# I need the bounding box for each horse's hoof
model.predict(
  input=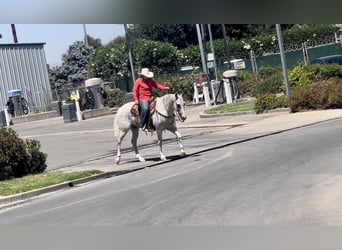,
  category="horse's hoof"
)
[180,152,186,157]
[115,158,121,165]
[160,155,167,161]
[137,154,145,162]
